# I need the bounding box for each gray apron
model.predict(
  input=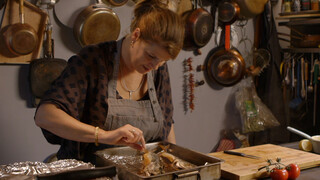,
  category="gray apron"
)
[104,40,165,142]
